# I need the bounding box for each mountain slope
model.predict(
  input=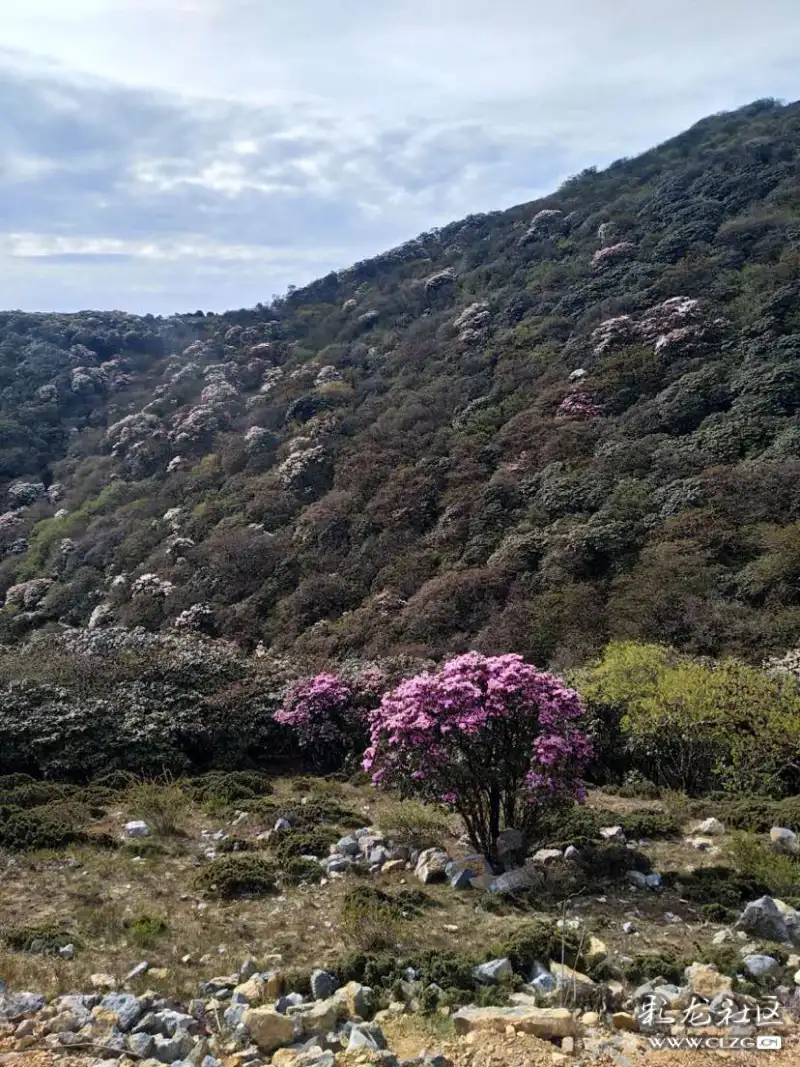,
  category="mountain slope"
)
[1,97,799,667]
